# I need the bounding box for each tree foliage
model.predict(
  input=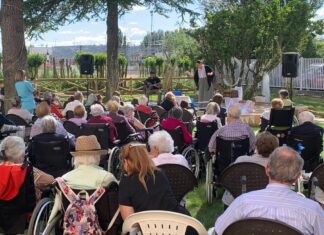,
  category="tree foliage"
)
[27,53,45,79]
